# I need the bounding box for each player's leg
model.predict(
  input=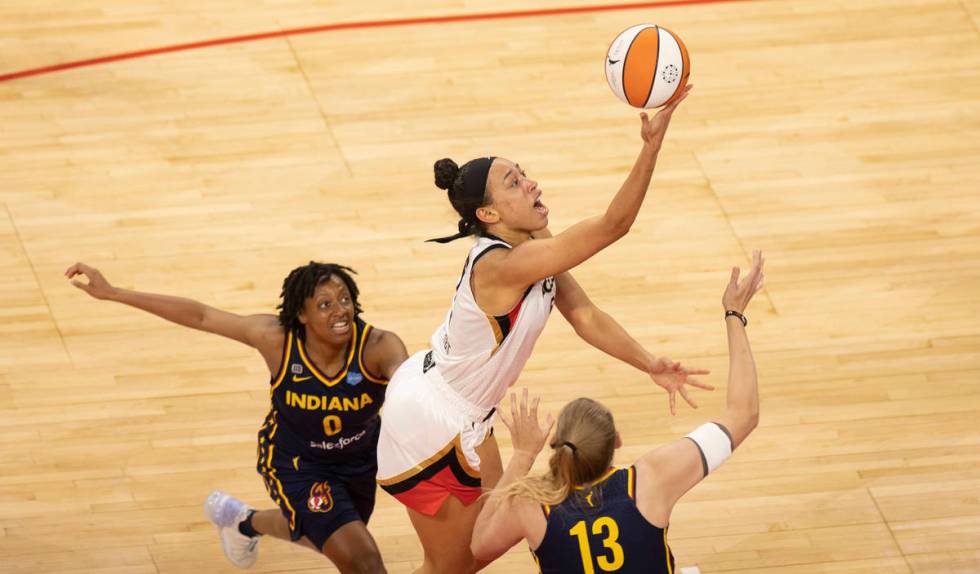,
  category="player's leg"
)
[250,509,317,550]
[408,494,484,574]
[241,504,385,573]
[247,483,385,573]
[298,469,386,572]
[321,520,386,574]
[316,470,385,572]
[468,429,501,571]
[474,432,502,490]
